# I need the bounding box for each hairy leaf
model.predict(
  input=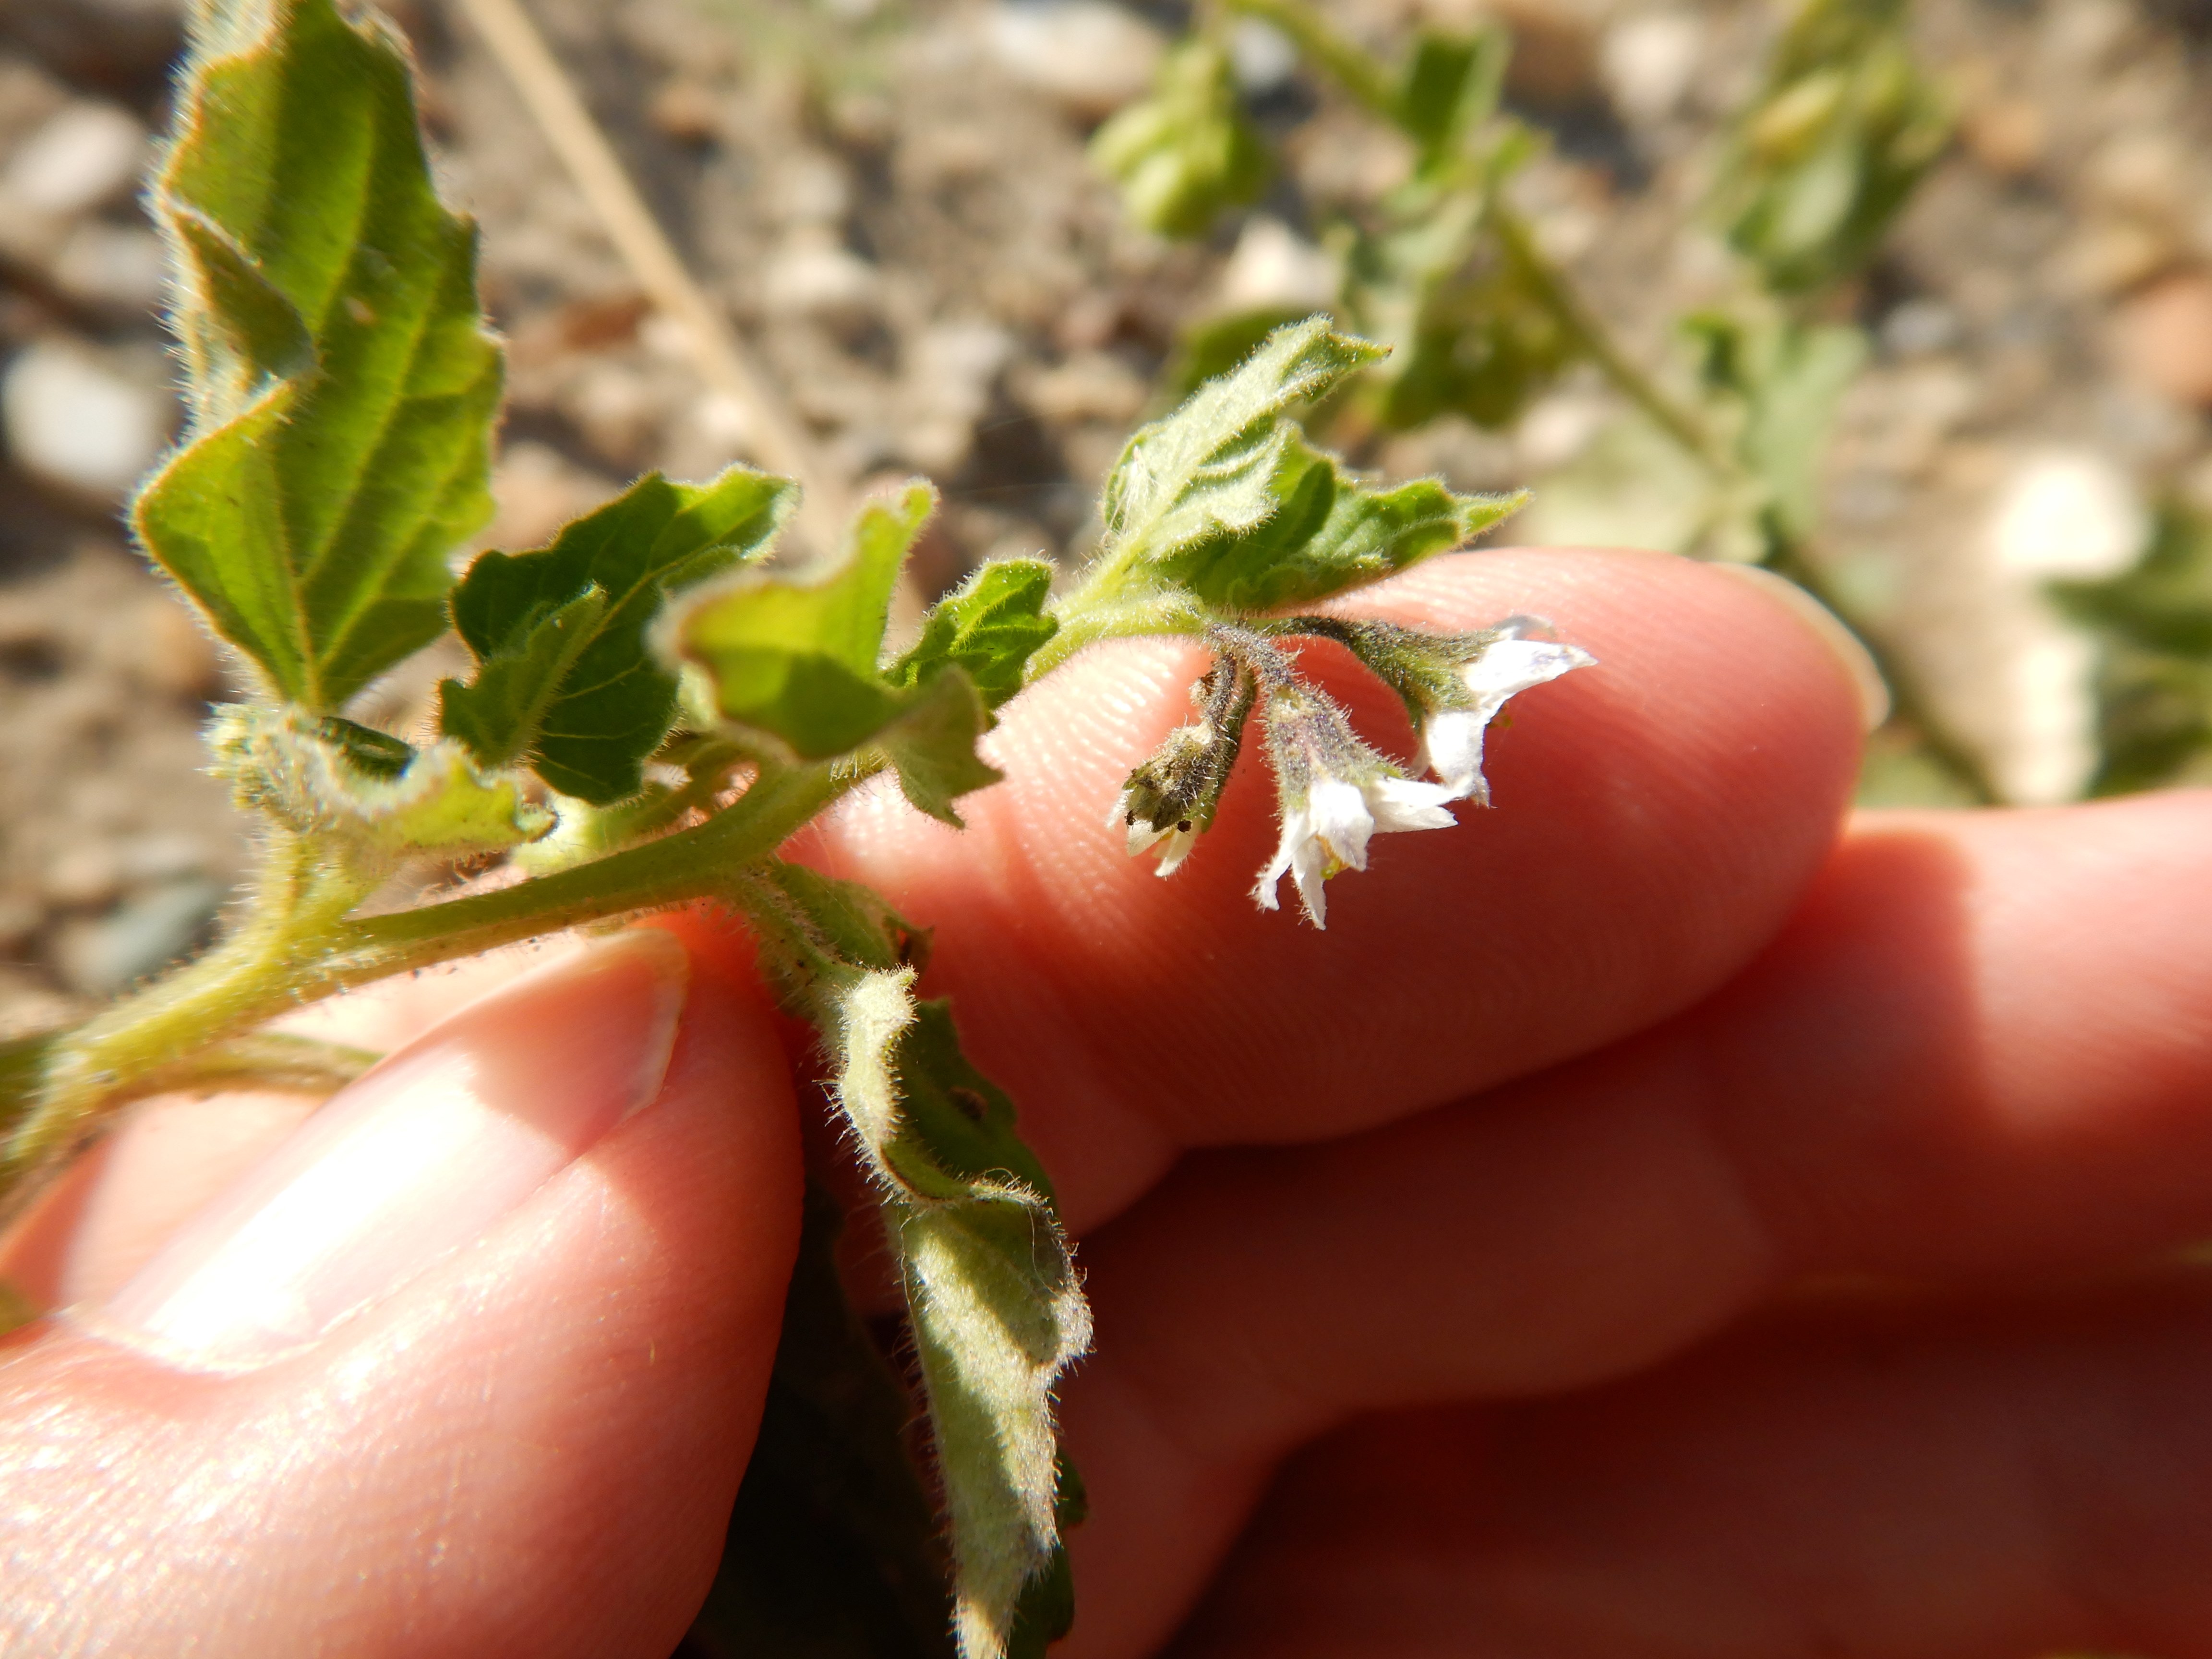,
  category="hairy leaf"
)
[891,560,1058,710]
[877,671,1006,829]
[676,484,931,759]
[1104,317,1384,567]
[828,968,1090,1659]
[209,705,551,859]
[135,0,503,708]
[689,1184,957,1659]
[675,485,1005,823]
[1159,435,1525,611]
[1089,39,1268,240]
[440,467,795,803]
